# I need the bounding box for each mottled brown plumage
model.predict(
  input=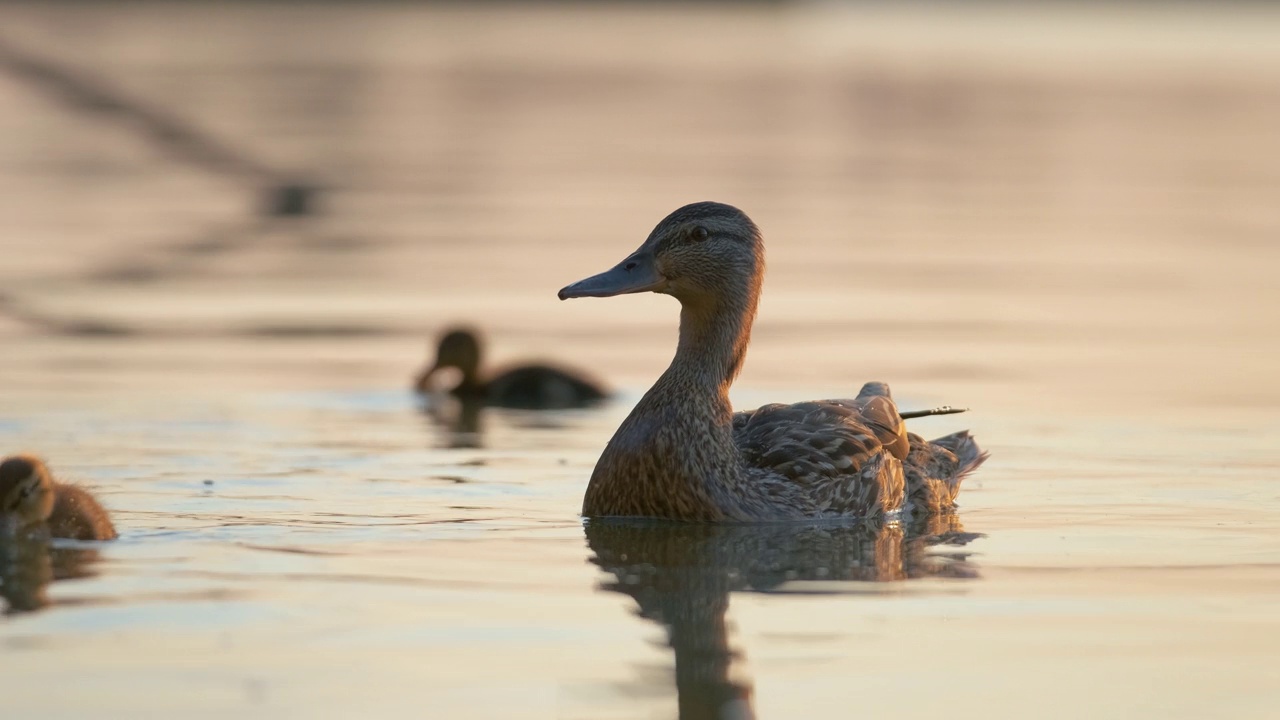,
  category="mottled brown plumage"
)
[415,327,608,409]
[0,454,117,541]
[559,202,987,522]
